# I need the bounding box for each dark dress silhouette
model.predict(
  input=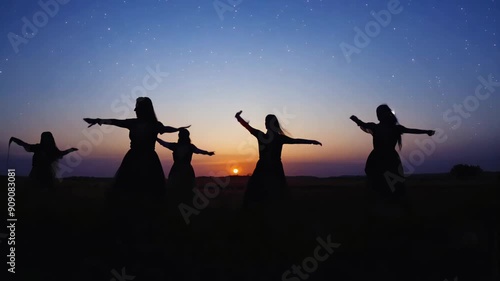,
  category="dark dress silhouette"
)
[83,97,189,265]
[235,111,321,208]
[157,129,214,204]
[351,105,435,280]
[361,122,405,197]
[9,132,78,188]
[351,104,435,198]
[113,118,168,193]
[233,111,321,278]
[84,97,189,193]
